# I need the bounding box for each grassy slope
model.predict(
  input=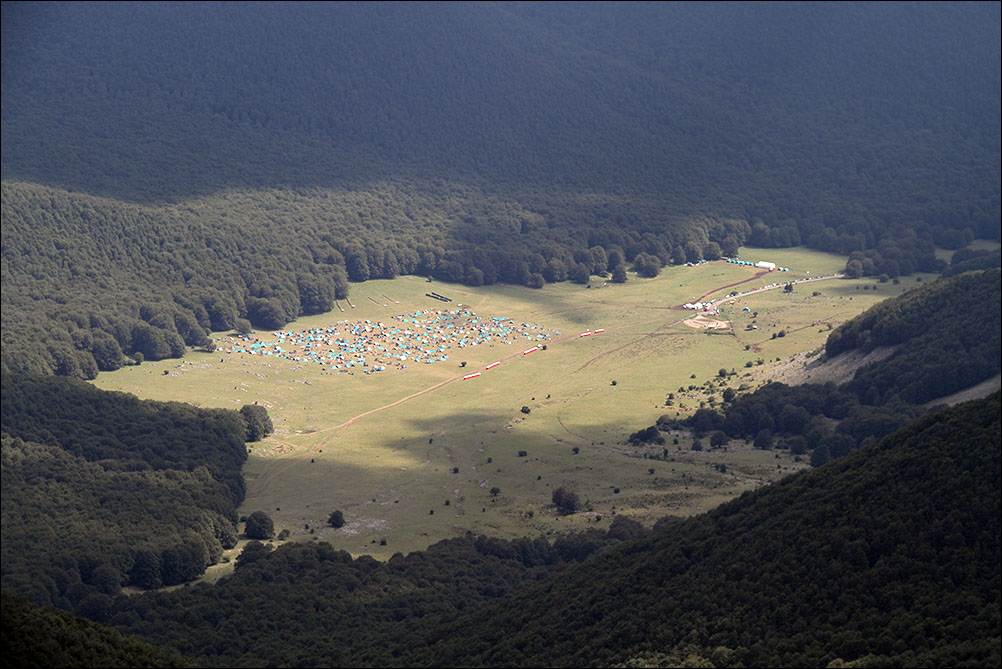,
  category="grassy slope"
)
[409,392,1001,667]
[91,250,920,560]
